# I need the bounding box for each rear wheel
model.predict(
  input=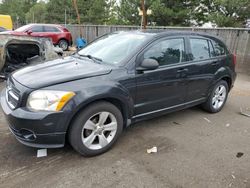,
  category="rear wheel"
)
[58,39,69,51]
[202,80,229,113]
[69,101,123,156]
